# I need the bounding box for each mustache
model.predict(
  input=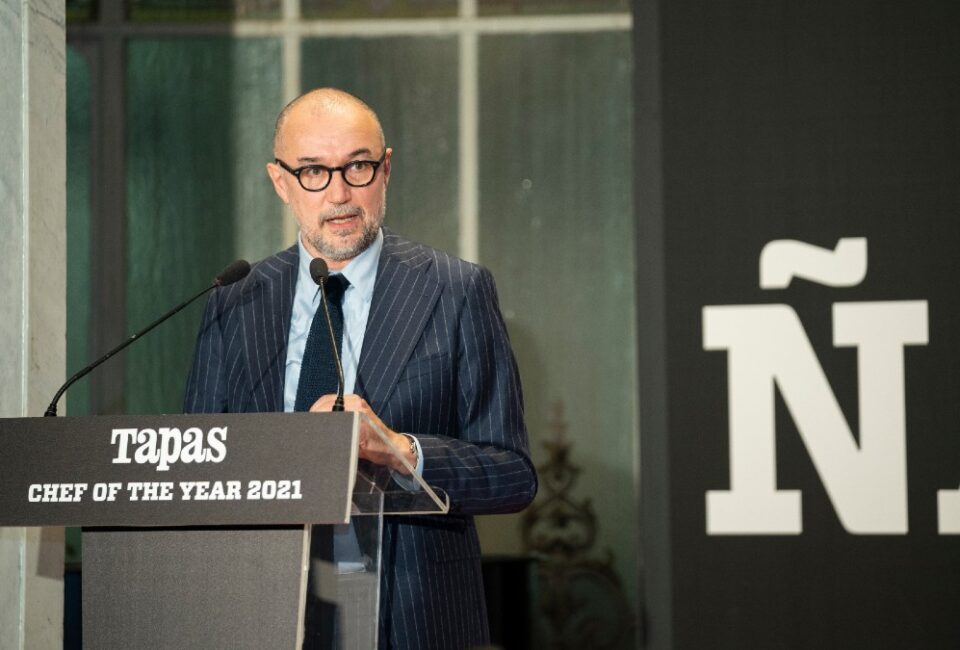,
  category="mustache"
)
[320,205,365,222]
